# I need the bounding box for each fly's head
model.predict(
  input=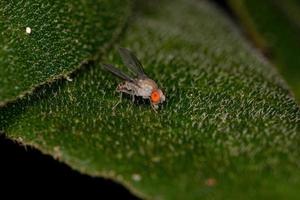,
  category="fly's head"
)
[150,88,165,106]
[137,78,165,107]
